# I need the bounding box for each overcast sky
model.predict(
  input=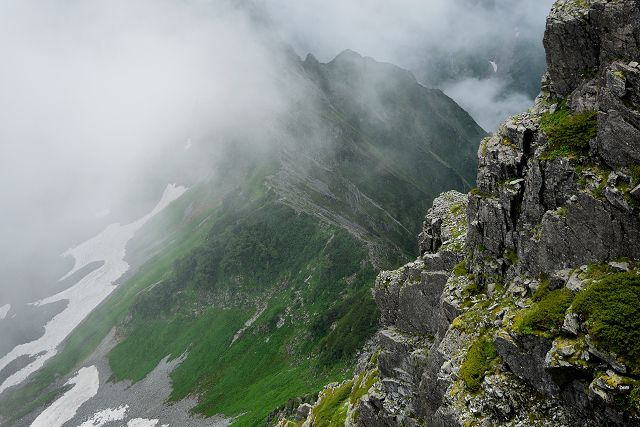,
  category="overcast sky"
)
[260,0,553,64]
